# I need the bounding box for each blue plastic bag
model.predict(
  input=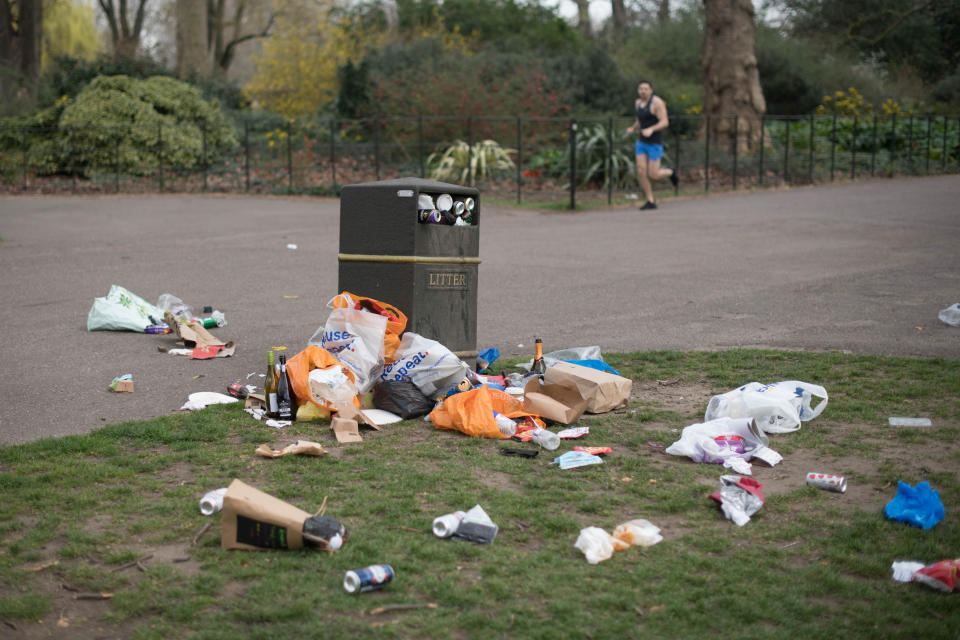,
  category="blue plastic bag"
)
[477,347,501,373]
[563,359,621,376]
[884,481,945,530]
